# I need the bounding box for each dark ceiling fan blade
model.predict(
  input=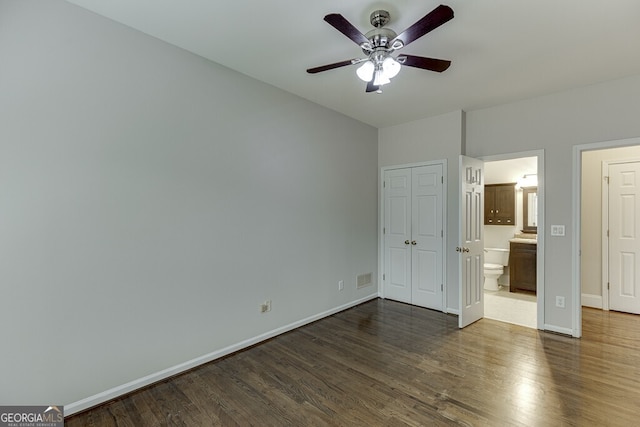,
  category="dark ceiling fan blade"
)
[391,5,454,48]
[307,59,355,74]
[324,14,370,46]
[398,54,451,72]
[365,80,380,93]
